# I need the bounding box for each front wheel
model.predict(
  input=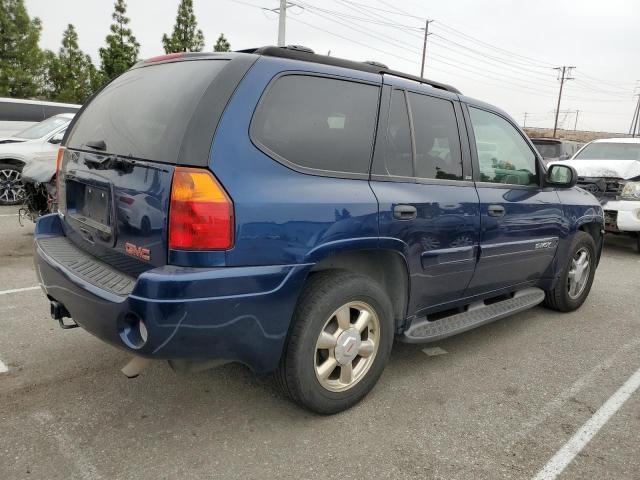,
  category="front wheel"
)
[544,231,597,312]
[276,271,394,414]
[0,163,25,206]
